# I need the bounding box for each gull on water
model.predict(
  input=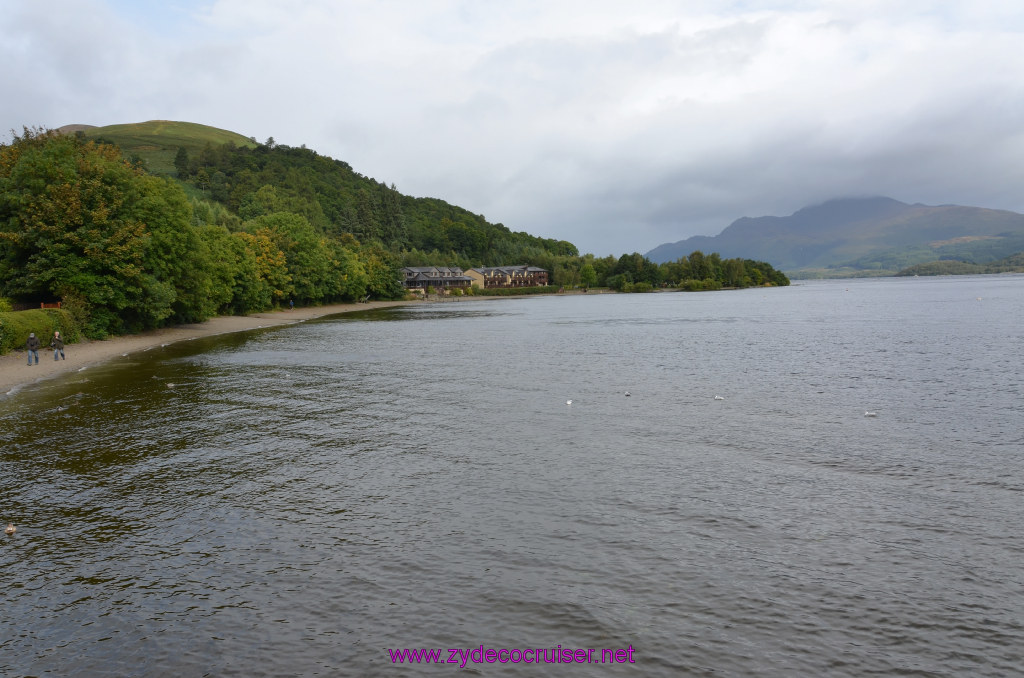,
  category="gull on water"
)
[864,411,877,417]
[714,395,725,400]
